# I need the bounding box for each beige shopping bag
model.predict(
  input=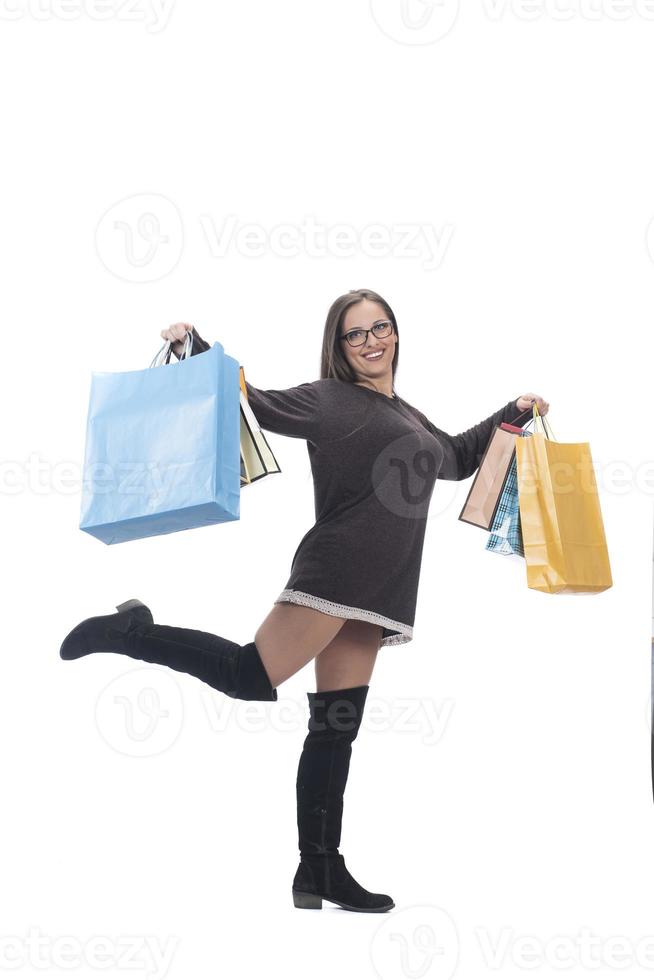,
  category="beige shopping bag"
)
[459,422,524,529]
